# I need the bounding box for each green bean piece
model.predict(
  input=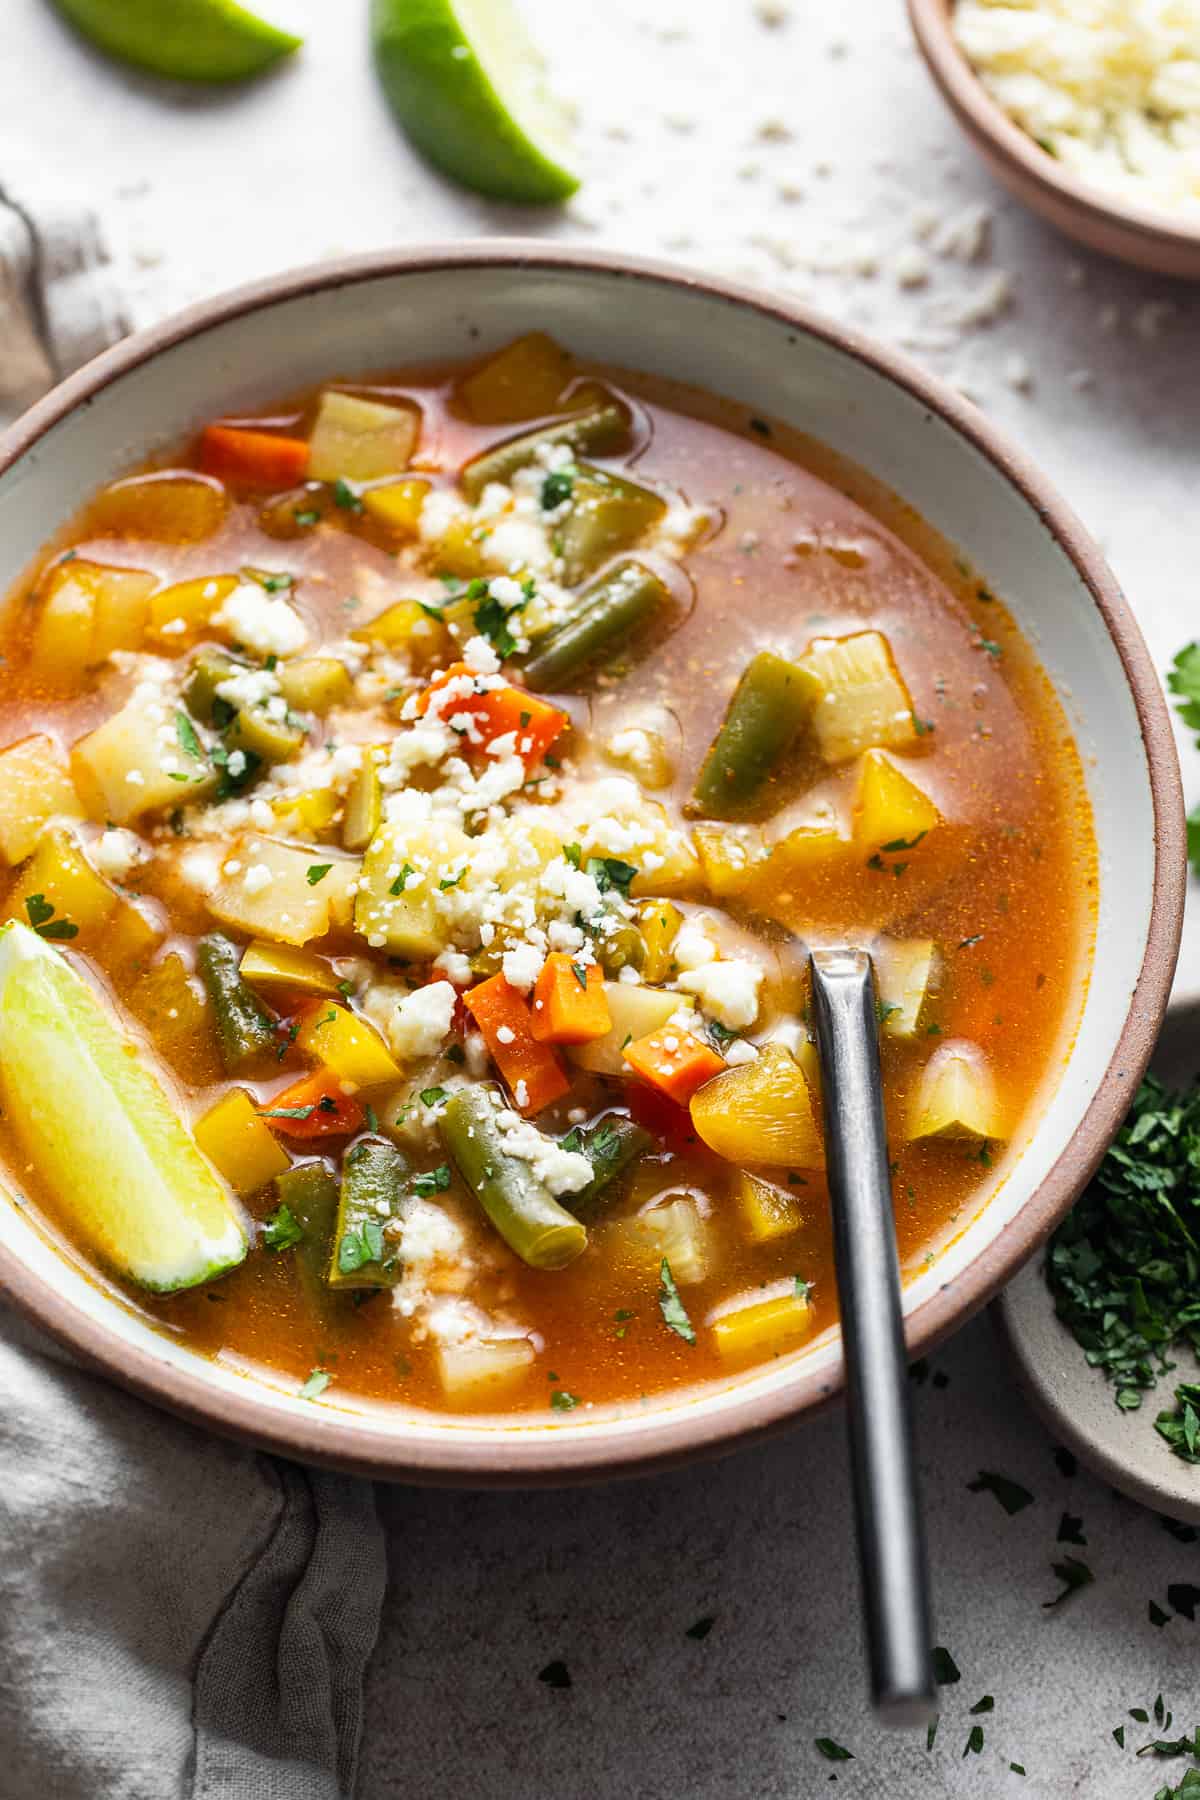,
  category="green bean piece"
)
[690,650,821,819]
[555,463,666,586]
[273,1161,339,1301]
[196,933,276,1073]
[184,647,240,722]
[328,1137,407,1290]
[521,560,668,691]
[566,1117,653,1219]
[460,400,630,502]
[440,1085,588,1271]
